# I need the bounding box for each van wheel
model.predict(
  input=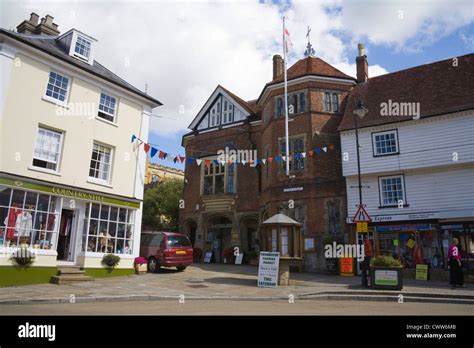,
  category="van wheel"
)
[148,257,160,273]
[176,266,186,272]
